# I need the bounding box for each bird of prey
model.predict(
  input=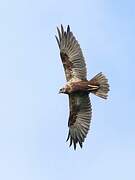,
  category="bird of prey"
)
[55,25,109,150]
